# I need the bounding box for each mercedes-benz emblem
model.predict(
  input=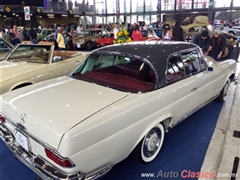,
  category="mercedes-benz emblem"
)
[19,113,26,125]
